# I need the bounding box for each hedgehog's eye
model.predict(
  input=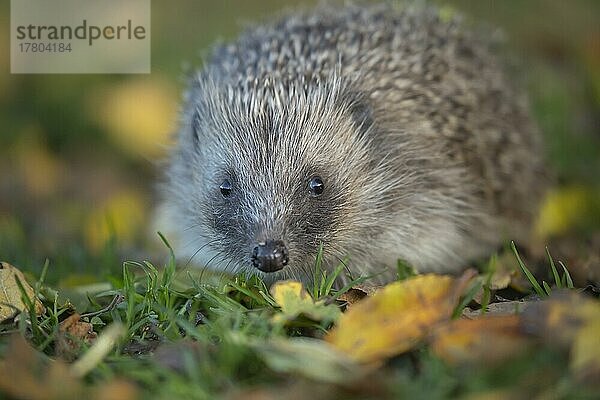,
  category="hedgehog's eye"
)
[220,179,233,197]
[308,176,324,196]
